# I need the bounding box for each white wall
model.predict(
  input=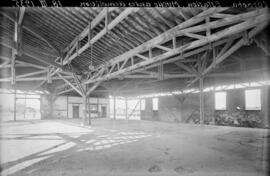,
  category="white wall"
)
[53,96,68,118]
[67,96,109,119]
[0,93,15,121]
